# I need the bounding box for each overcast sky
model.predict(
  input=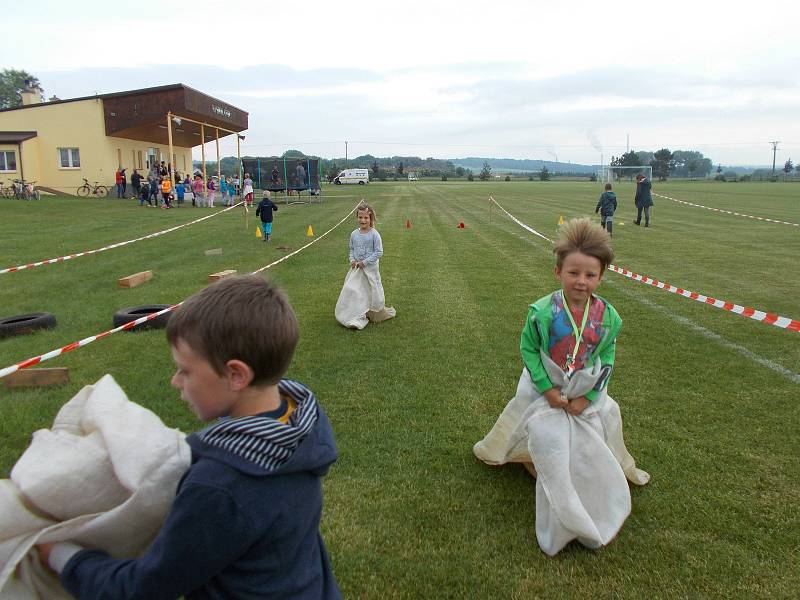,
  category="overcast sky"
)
[3,0,799,166]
